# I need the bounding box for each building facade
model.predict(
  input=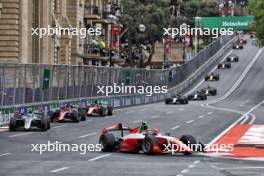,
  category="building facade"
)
[0,0,122,66]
